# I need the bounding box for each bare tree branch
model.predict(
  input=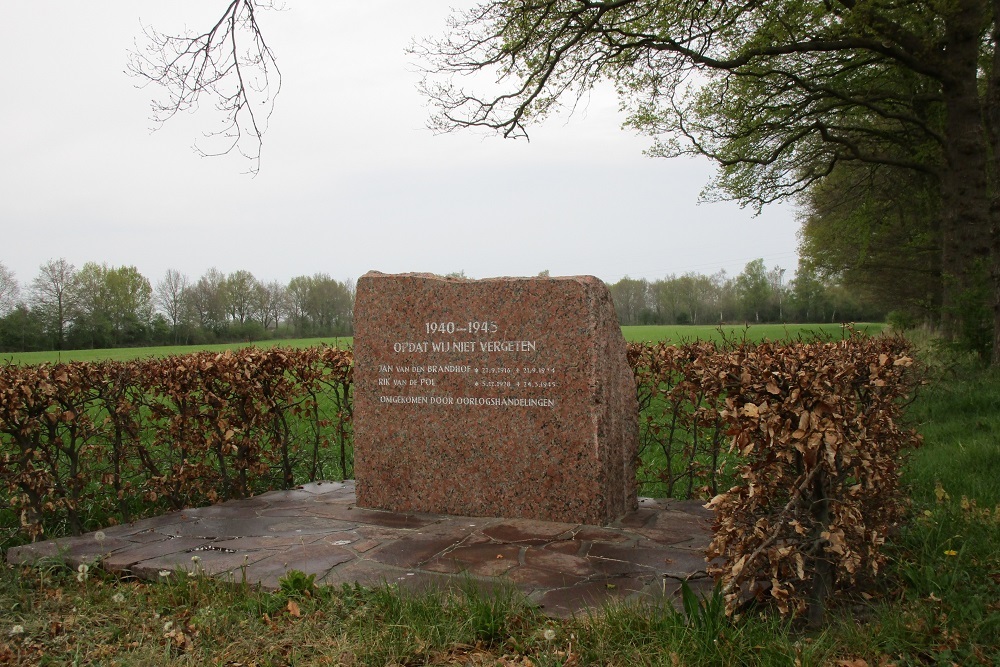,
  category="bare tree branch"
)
[128,1,282,175]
